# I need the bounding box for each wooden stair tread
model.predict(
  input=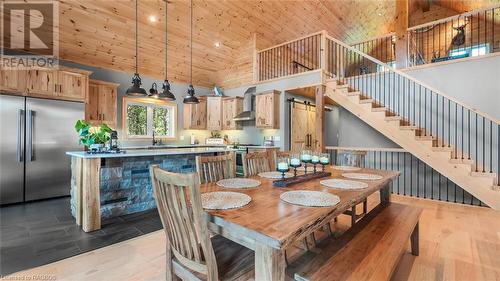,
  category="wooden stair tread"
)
[288,203,422,281]
[470,171,497,178]
[371,107,388,112]
[359,99,374,104]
